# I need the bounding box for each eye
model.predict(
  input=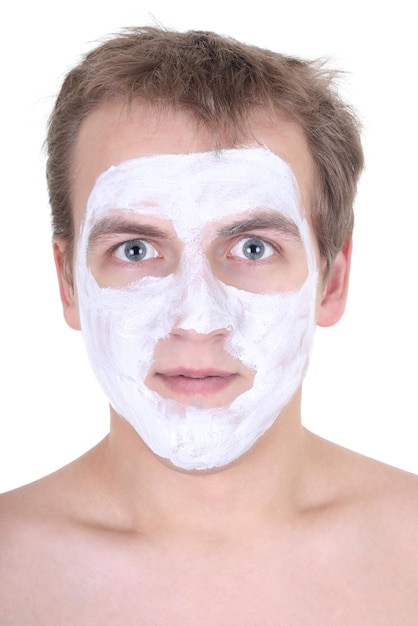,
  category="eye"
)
[230,237,275,261]
[114,239,158,262]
